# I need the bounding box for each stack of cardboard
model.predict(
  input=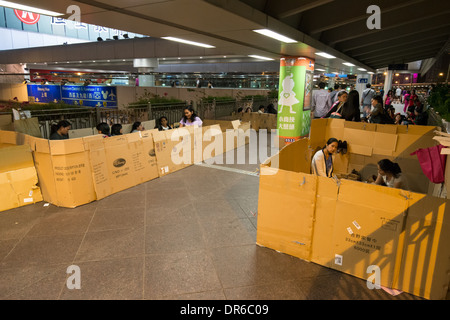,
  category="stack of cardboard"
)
[257,119,450,300]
